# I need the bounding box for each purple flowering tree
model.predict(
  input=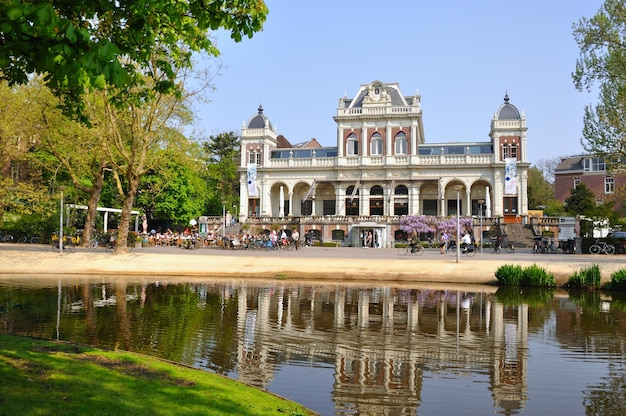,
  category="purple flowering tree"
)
[399,215,474,238]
